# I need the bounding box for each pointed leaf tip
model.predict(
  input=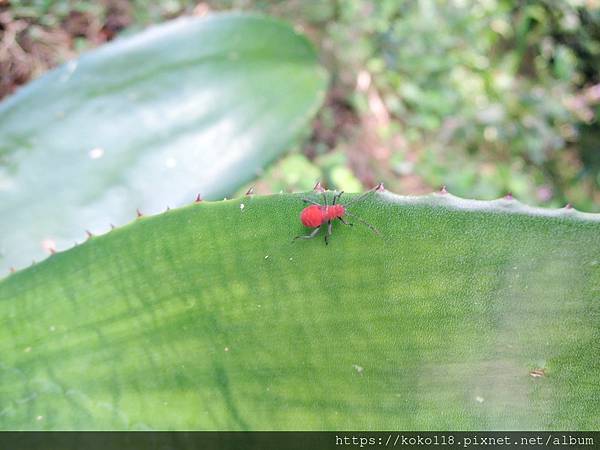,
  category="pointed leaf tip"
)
[195,194,203,203]
[246,186,255,196]
[313,181,325,193]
